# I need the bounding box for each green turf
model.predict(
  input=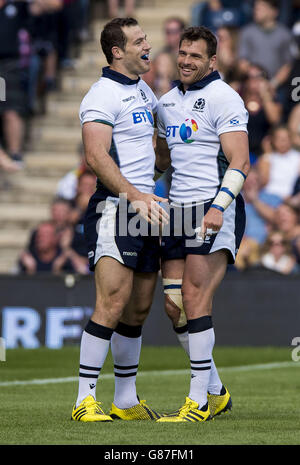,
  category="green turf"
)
[0,346,299,445]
